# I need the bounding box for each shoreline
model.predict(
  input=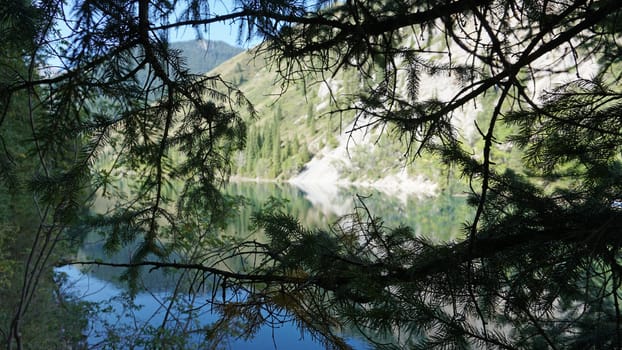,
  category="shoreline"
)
[228,171,439,202]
